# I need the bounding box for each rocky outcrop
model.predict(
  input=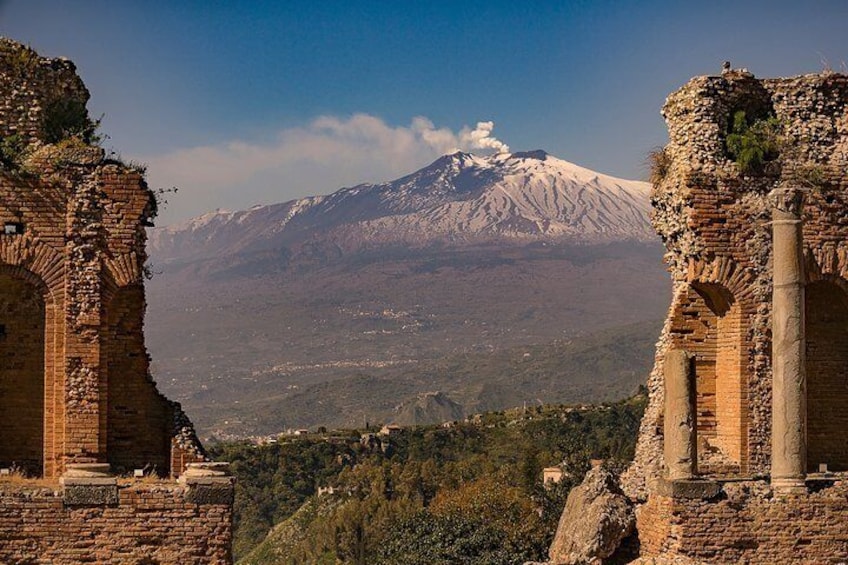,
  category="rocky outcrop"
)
[548,466,635,565]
